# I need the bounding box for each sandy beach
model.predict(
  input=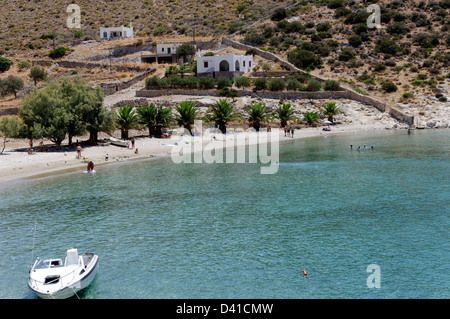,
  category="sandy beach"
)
[0,118,407,186]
